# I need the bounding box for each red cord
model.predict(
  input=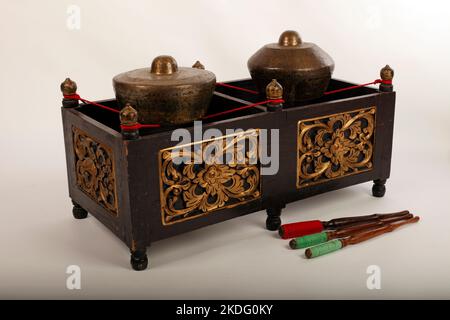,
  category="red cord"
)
[64,94,161,129]
[216,82,259,95]
[120,123,160,130]
[202,99,284,120]
[324,79,392,95]
[64,94,121,113]
[65,77,391,129]
[216,79,392,97]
